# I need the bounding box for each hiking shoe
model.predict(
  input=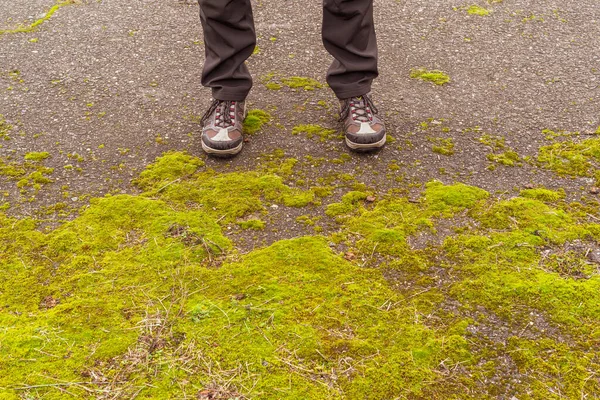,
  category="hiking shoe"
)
[339,93,386,151]
[200,99,246,156]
